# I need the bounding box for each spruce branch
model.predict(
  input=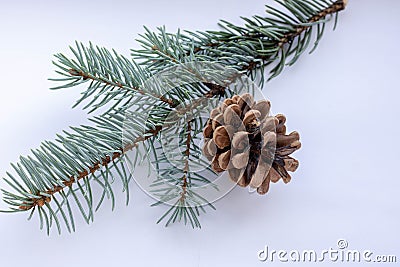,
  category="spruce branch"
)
[17,123,162,212]
[51,42,178,113]
[67,68,177,108]
[277,0,347,47]
[1,0,347,233]
[134,0,347,81]
[182,120,193,196]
